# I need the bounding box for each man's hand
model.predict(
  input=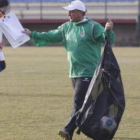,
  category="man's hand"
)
[0,42,4,50]
[0,45,2,50]
[105,20,113,31]
[22,28,31,36]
